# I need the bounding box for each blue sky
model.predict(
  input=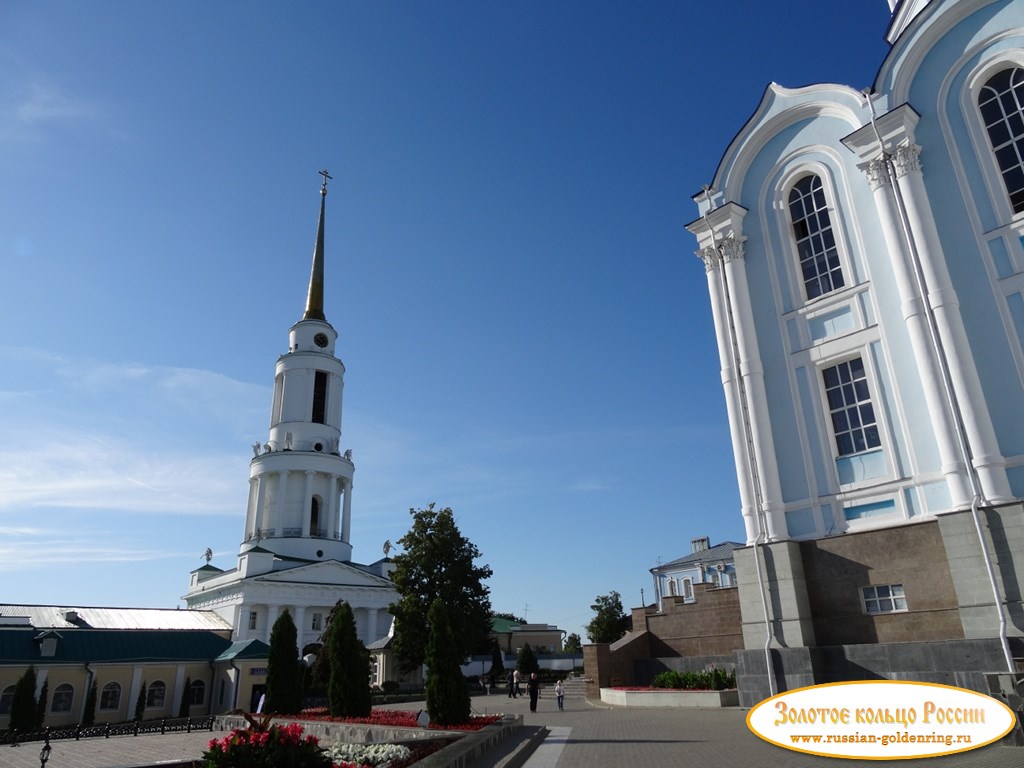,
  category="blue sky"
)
[0,1,893,641]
